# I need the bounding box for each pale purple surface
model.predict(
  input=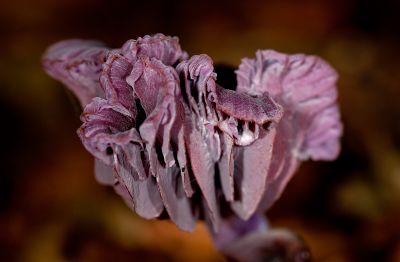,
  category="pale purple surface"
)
[42,39,112,107]
[236,50,342,212]
[42,34,342,257]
